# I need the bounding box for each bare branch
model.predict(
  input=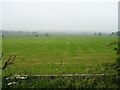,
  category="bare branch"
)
[7,56,16,65]
[2,55,16,70]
